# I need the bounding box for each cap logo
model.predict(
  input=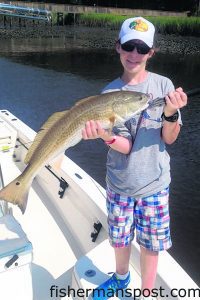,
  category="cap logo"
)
[129,19,148,32]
